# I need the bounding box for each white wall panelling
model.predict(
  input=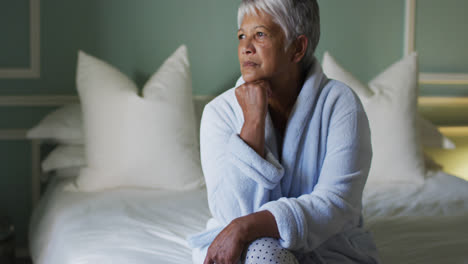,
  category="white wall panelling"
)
[405,0,468,85]
[0,94,78,208]
[0,95,79,106]
[404,0,416,56]
[0,129,27,140]
[0,0,40,79]
[439,126,468,137]
[419,73,468,85]
[418,96,468,107]
[0,95,217,107]
[31,139,41,208]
